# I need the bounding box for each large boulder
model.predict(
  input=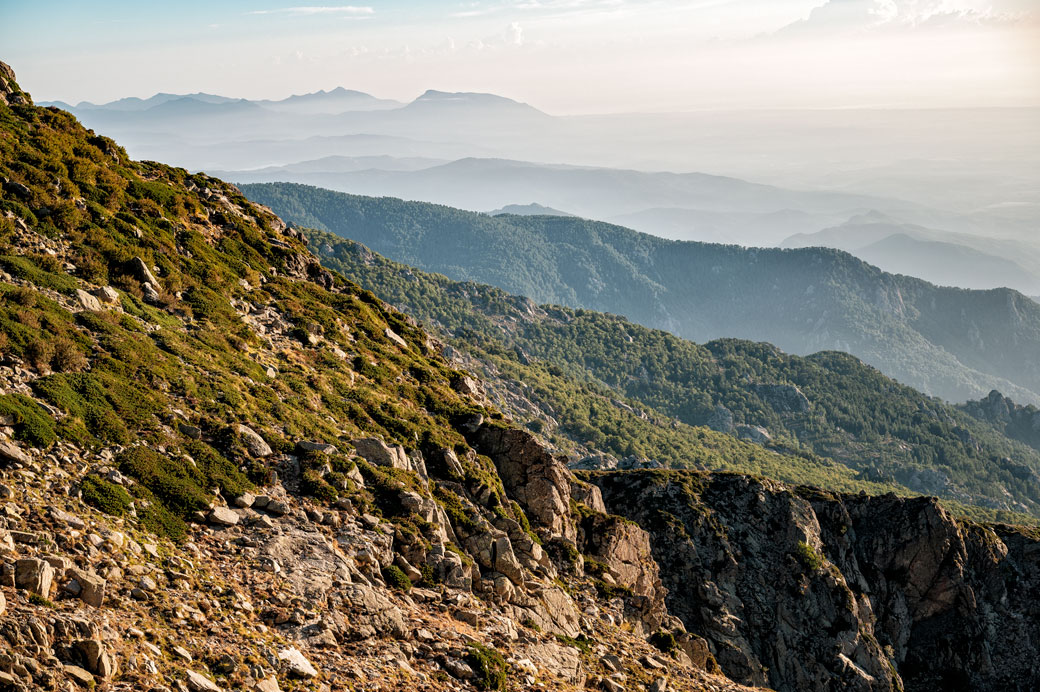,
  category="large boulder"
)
[65,568,106,608]
[467,424,575,542]
[353,437,409,470]
[335,584,407,640]
[236,424,272,457]
[578,512,669,634]
[15,557,54,596]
